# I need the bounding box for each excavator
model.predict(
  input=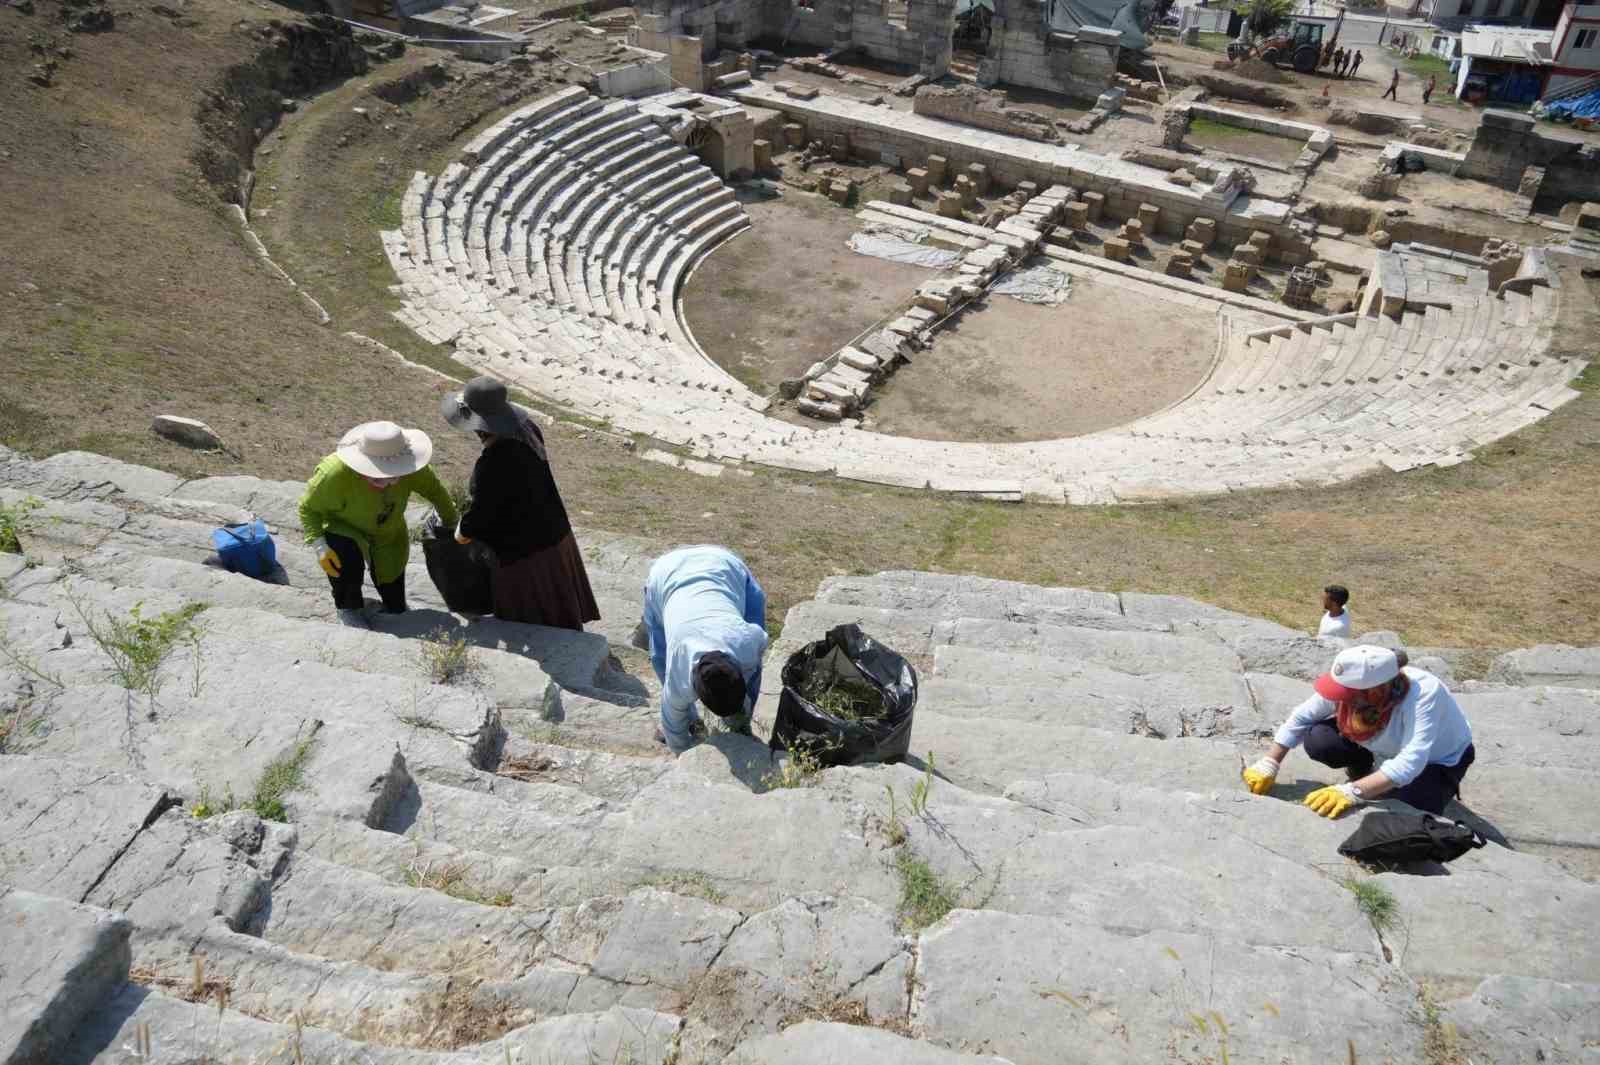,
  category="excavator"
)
[1229,8,1344,75]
